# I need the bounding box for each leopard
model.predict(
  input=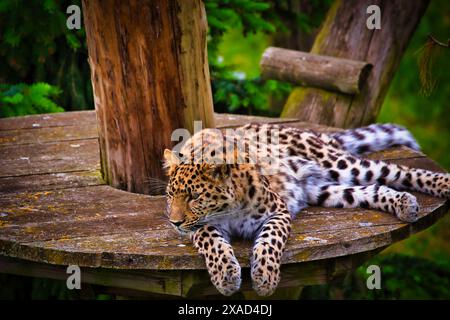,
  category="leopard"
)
[163,122,450,297]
